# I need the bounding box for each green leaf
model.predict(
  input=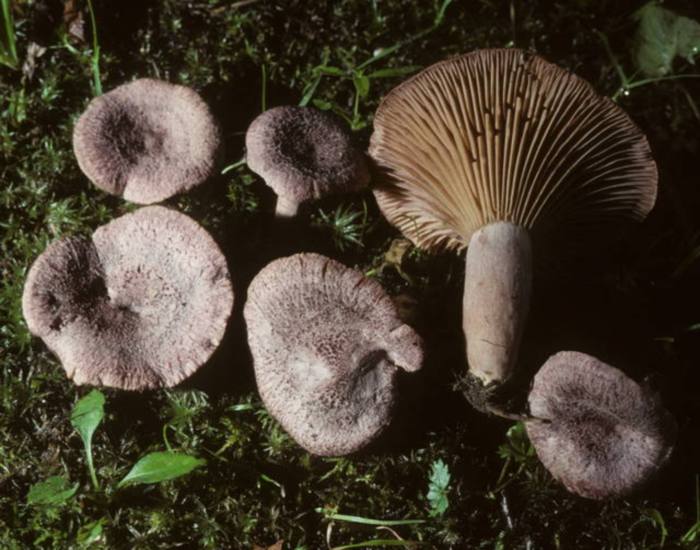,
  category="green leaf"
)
[70,390,105,489]
[27,476,78,505]
[499,422,534,461]
[352,73,370,98]
[312,99,333,110]
[357,45,401,70]
[77,518,106,547]
[299,48,330,106]
[634,2,700,77]
[315,65,346,77]
[367,66,421,79]
[117,452,205,488]
[427,459,450,517]
[71,390,105,443]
